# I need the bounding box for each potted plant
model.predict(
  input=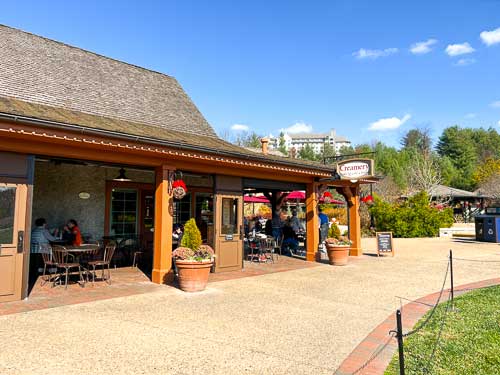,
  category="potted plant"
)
[173,218,214,292]
[325,222,352,266]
